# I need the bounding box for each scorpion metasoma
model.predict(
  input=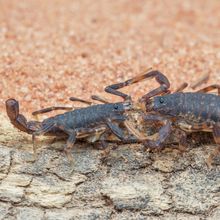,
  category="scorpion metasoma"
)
[137,71,220,167]
[6,70,169,162]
